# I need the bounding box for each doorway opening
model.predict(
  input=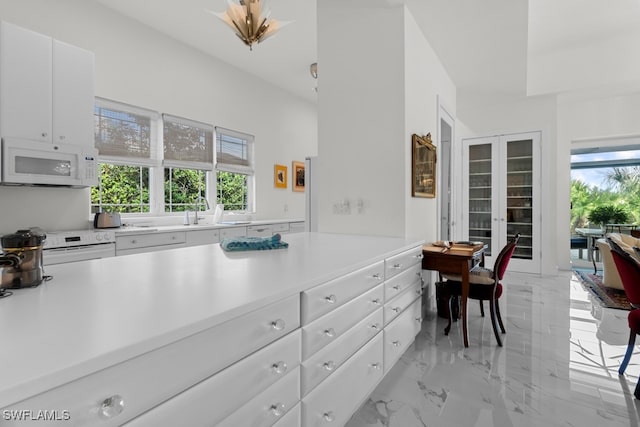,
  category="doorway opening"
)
[438,103,454,241]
